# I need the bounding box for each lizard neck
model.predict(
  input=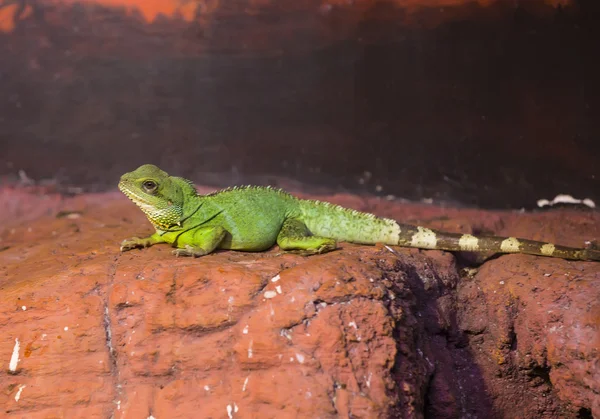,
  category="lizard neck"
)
[153,197,205,233]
